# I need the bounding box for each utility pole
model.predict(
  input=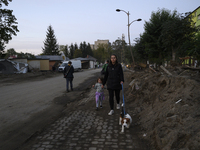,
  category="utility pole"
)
[122,34,125,64]
[116,9,142,67]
